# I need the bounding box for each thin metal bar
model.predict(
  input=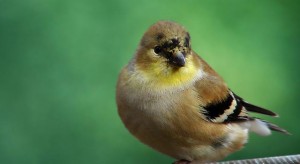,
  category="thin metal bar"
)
[210,154,300,164]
